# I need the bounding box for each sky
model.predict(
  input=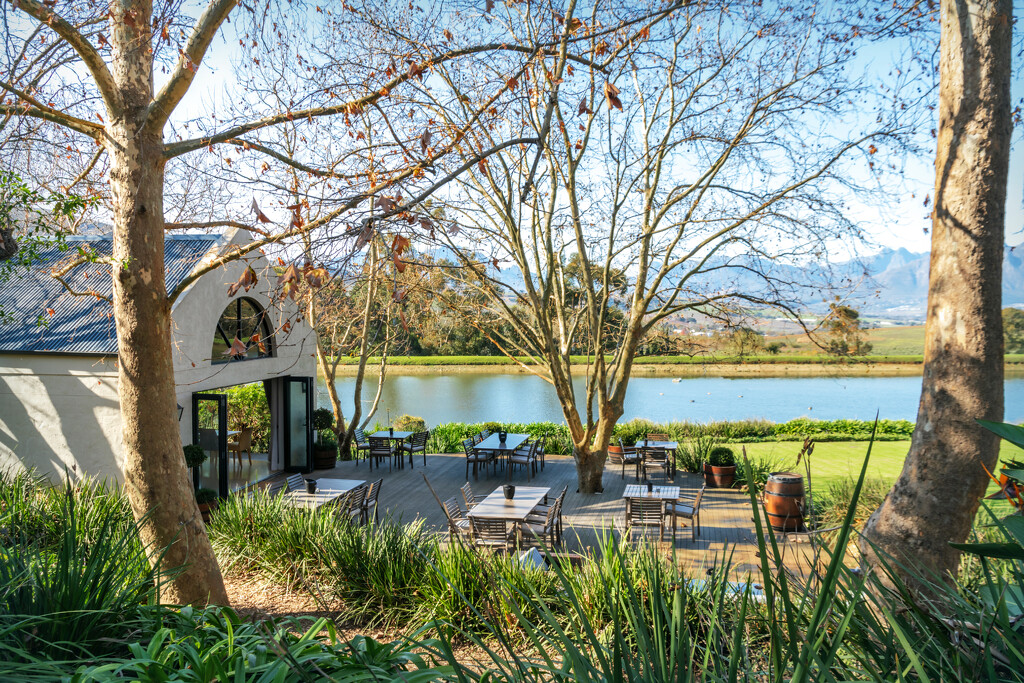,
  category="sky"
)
[165,1,1024,256]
